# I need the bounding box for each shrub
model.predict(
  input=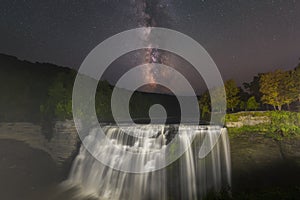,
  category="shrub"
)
[226,111,300,139]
